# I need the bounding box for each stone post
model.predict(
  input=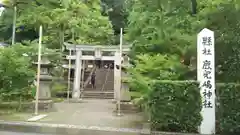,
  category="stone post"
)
[73,50,82,99]
[120,55,131,101]
[33,55,53,110]
[114,51,121,101]
[114,52,130,102]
